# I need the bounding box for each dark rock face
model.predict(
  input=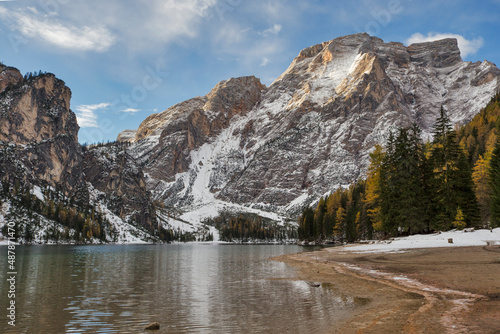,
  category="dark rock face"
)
[83,145,157,231]
[0,73,76,144]
[407,38,462,68]
[0,70,83,194]
[0,65,23,94]
[124,33,500,217]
